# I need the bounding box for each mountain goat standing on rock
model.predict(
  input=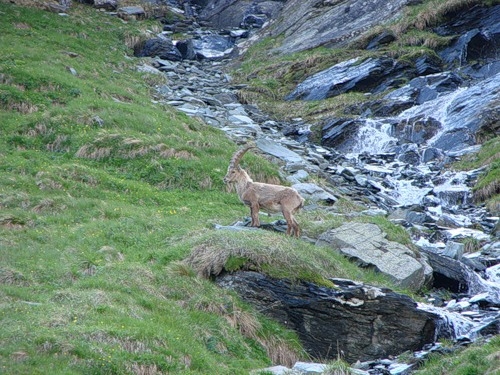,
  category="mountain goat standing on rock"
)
[223,145,305,237]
